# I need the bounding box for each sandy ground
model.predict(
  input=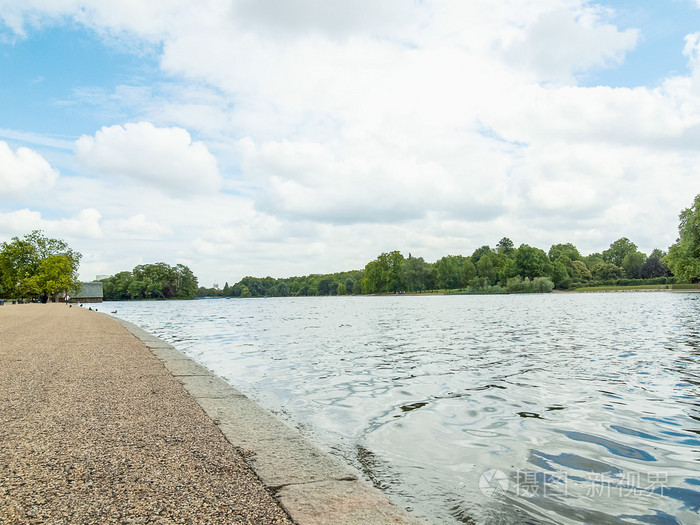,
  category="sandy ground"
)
[0,303,294,524]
